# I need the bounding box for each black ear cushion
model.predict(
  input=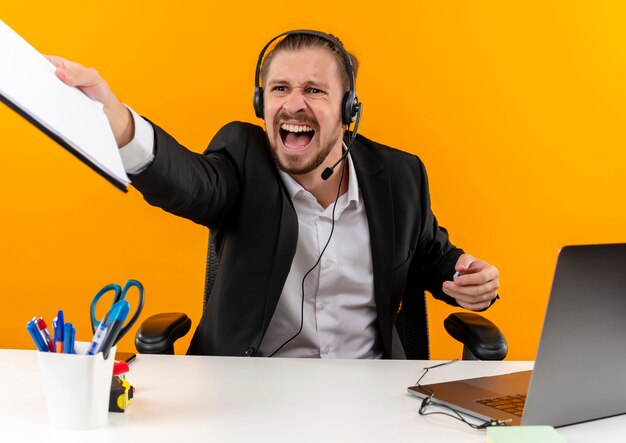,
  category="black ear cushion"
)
[342,91,357,125]
[253,87,264,118]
